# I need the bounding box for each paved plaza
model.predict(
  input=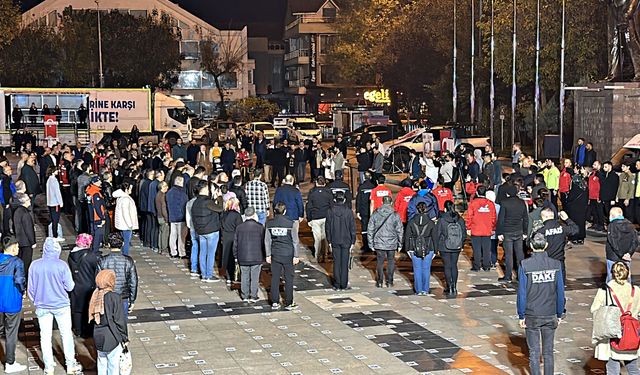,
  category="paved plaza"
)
[2,194,612,375]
